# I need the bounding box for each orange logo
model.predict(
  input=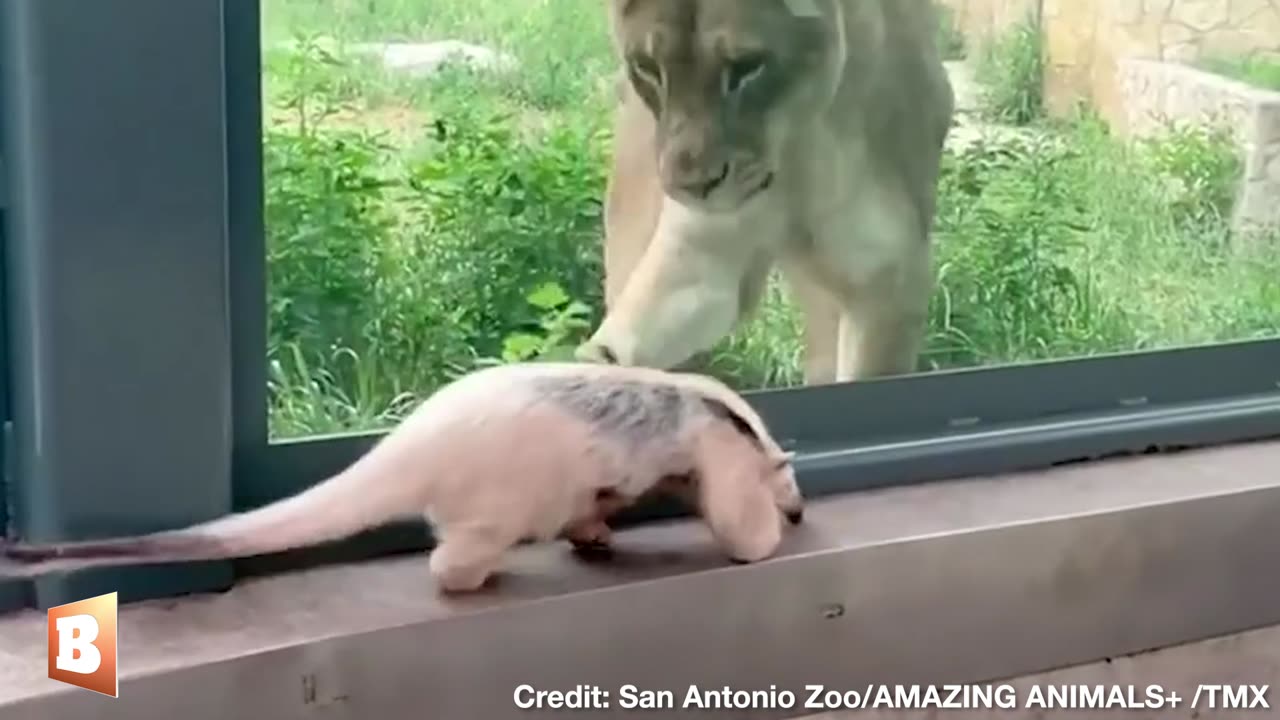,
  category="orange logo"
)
[47,592,118,698]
